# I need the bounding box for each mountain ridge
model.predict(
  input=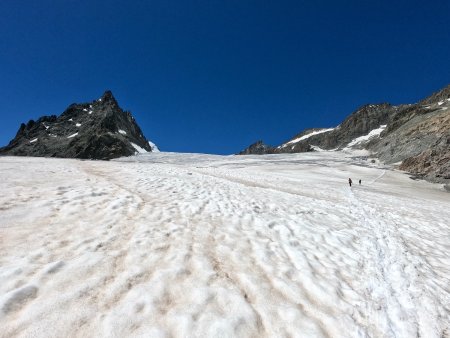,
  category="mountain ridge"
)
[239,84,450,185]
